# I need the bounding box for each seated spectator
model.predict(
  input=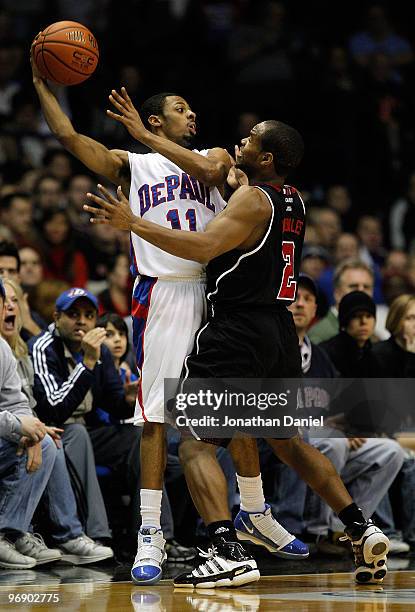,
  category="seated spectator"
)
[38,208,89,288]
[18,246,44,294]
[31,280,70,325]
[326,185,354,232]
[0,278,58,569]
[389,171,415,251]
[298,285,404,553]
[28,288,142,544]
[308,207,342,255]
[372,294,415,552]
[320,291,378,377]
[98,254,130,318]
[317,233,360,306]
[356,215,387,270]
[33,175,64,217]
[0,192,37,249]
[300,244,331,281]
[309,259,377,344]
[0,241,44,339]
[42,148,73,183]
[1,278,114,564]
[66,174,95,232]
